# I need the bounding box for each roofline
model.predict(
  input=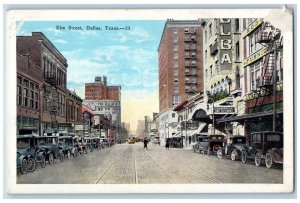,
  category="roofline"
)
[157,20,202,52]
